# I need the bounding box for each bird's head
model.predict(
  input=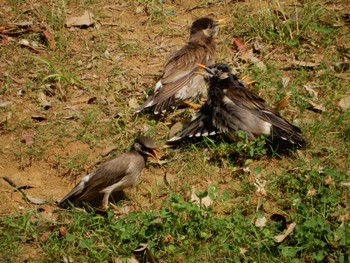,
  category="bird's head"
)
[133,136,160,164]
[197,63,234,81]
[190,17,224,39]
